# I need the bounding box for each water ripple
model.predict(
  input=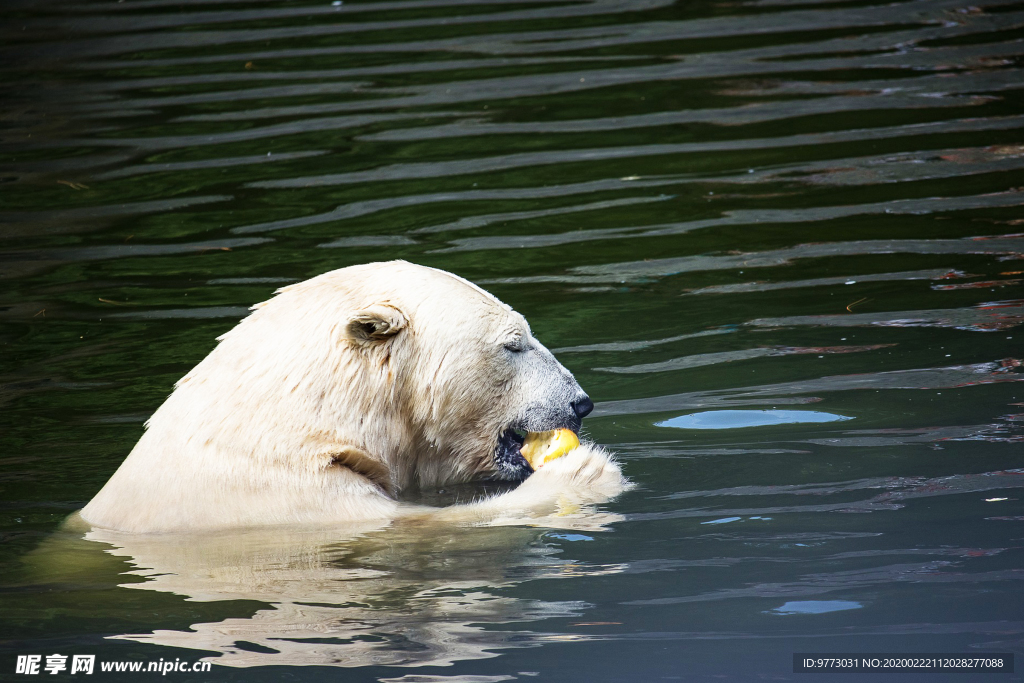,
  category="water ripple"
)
[4,0,1024,672]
